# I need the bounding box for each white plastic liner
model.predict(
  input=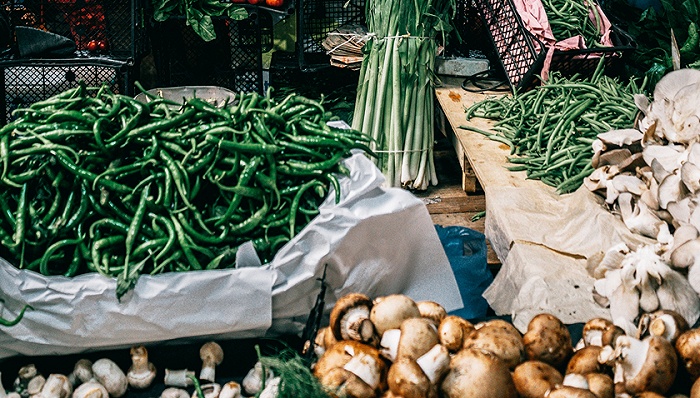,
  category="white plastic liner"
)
[0,152,463,359]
